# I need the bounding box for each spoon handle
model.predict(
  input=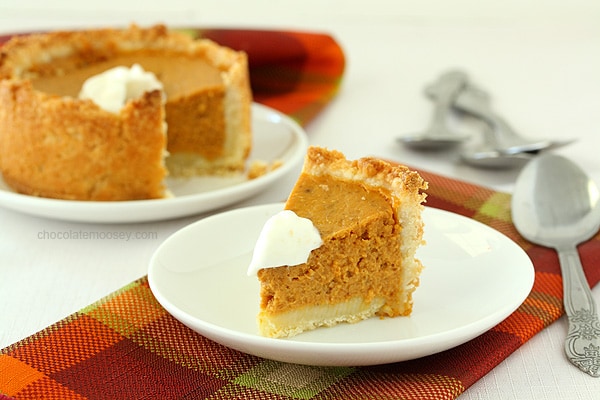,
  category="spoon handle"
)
[557,246,600,377]
[425,70,468,134]
[452,87,530,151]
